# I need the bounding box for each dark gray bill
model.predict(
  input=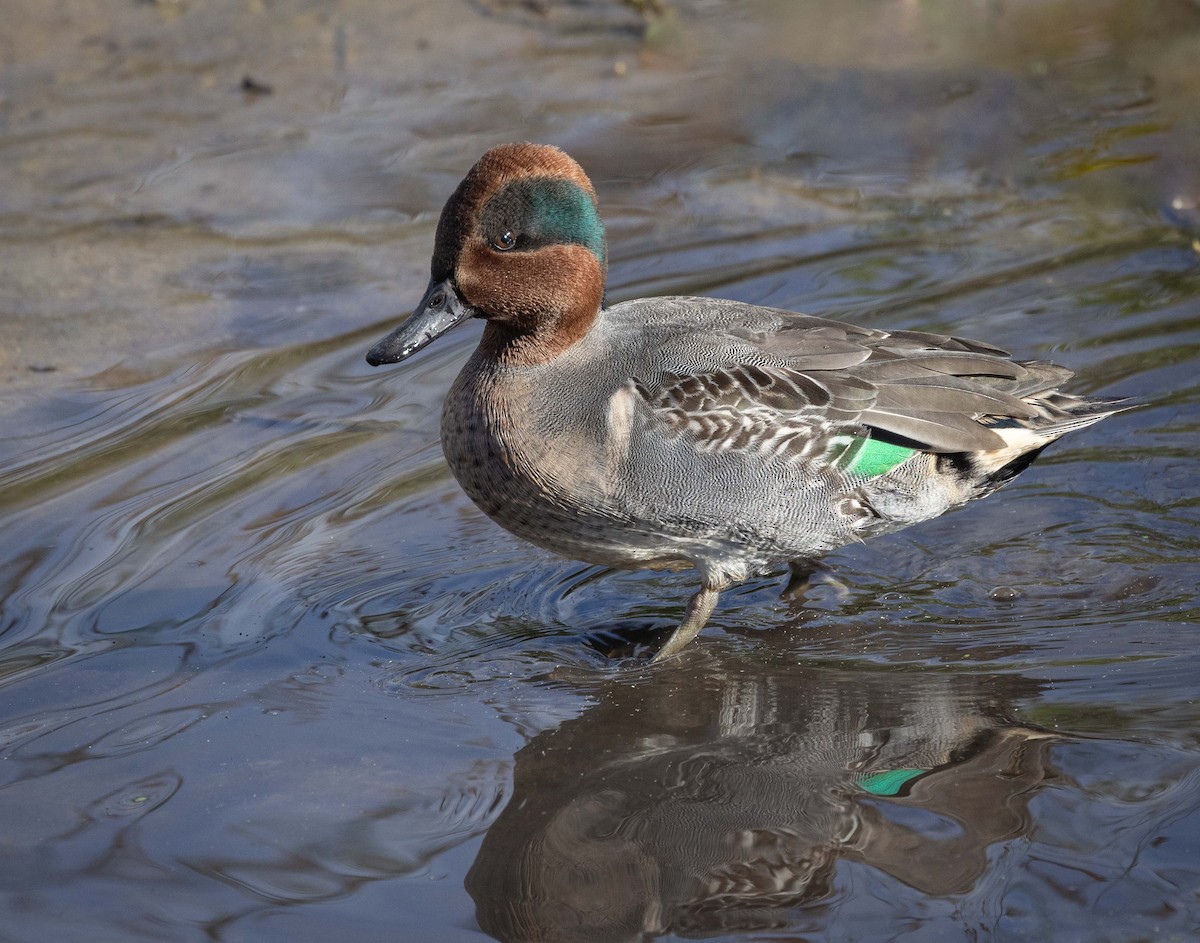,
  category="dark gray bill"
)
[365,279,471,366]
